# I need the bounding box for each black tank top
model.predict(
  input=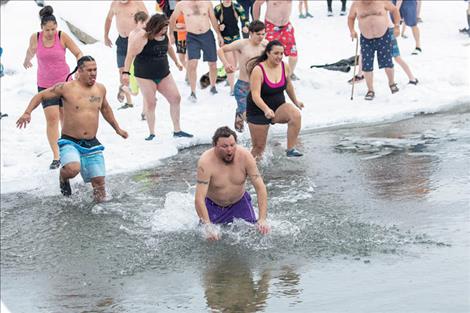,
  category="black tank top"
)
[247,62,287,116]
[134,35,170,80]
